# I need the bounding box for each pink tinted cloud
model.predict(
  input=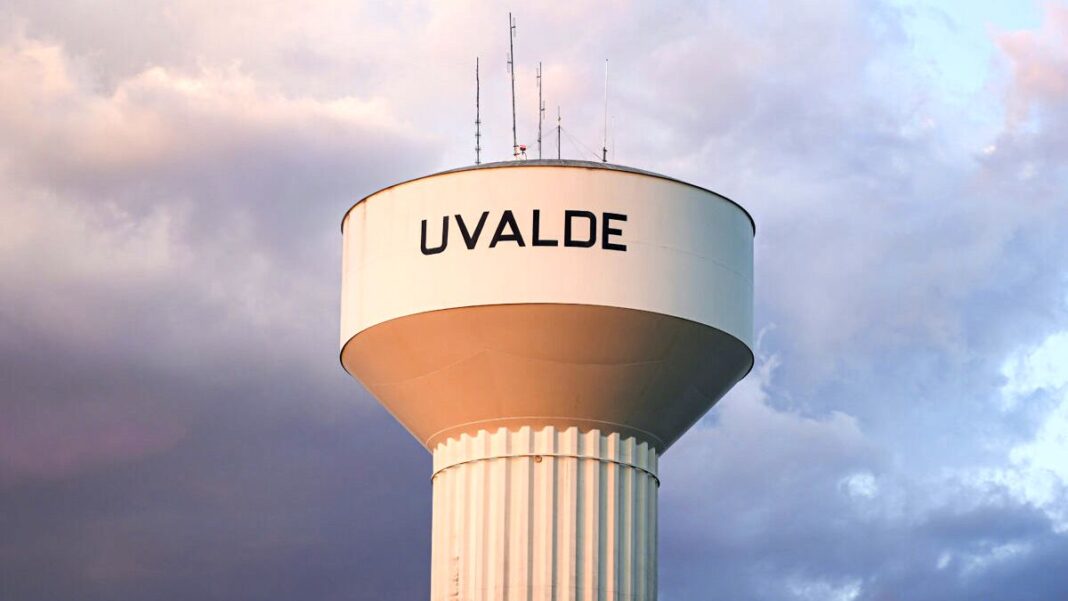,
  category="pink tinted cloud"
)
[998,3,1068,125]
